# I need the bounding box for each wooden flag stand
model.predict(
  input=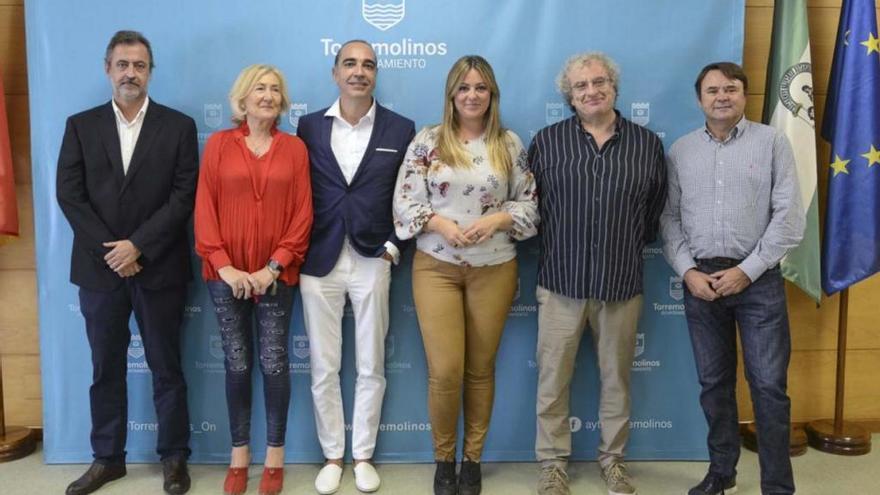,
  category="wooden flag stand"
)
[0,356,36,462]
[805,289,872,455]
[741,422,808,457]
